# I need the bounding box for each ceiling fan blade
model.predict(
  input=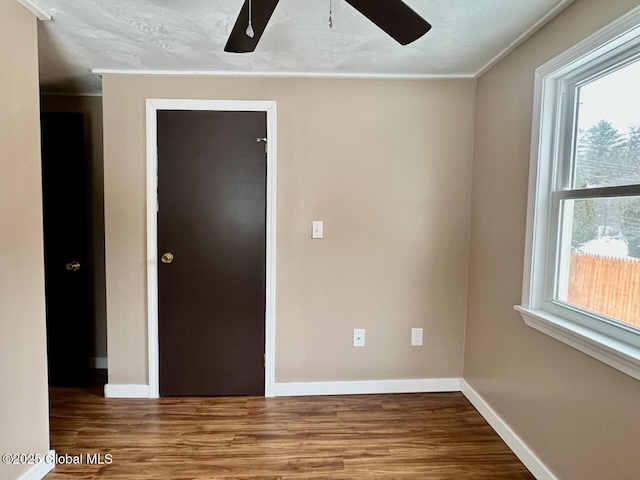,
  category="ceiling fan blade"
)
[343,0,431,45]
[224,0,280,53]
